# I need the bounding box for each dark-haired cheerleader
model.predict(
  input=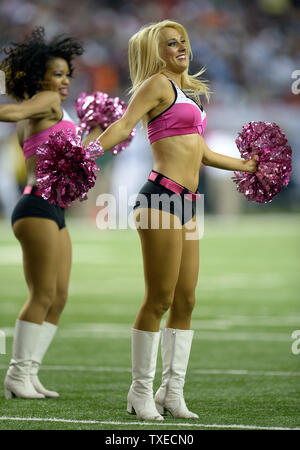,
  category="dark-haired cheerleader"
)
[0,27,88,399]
